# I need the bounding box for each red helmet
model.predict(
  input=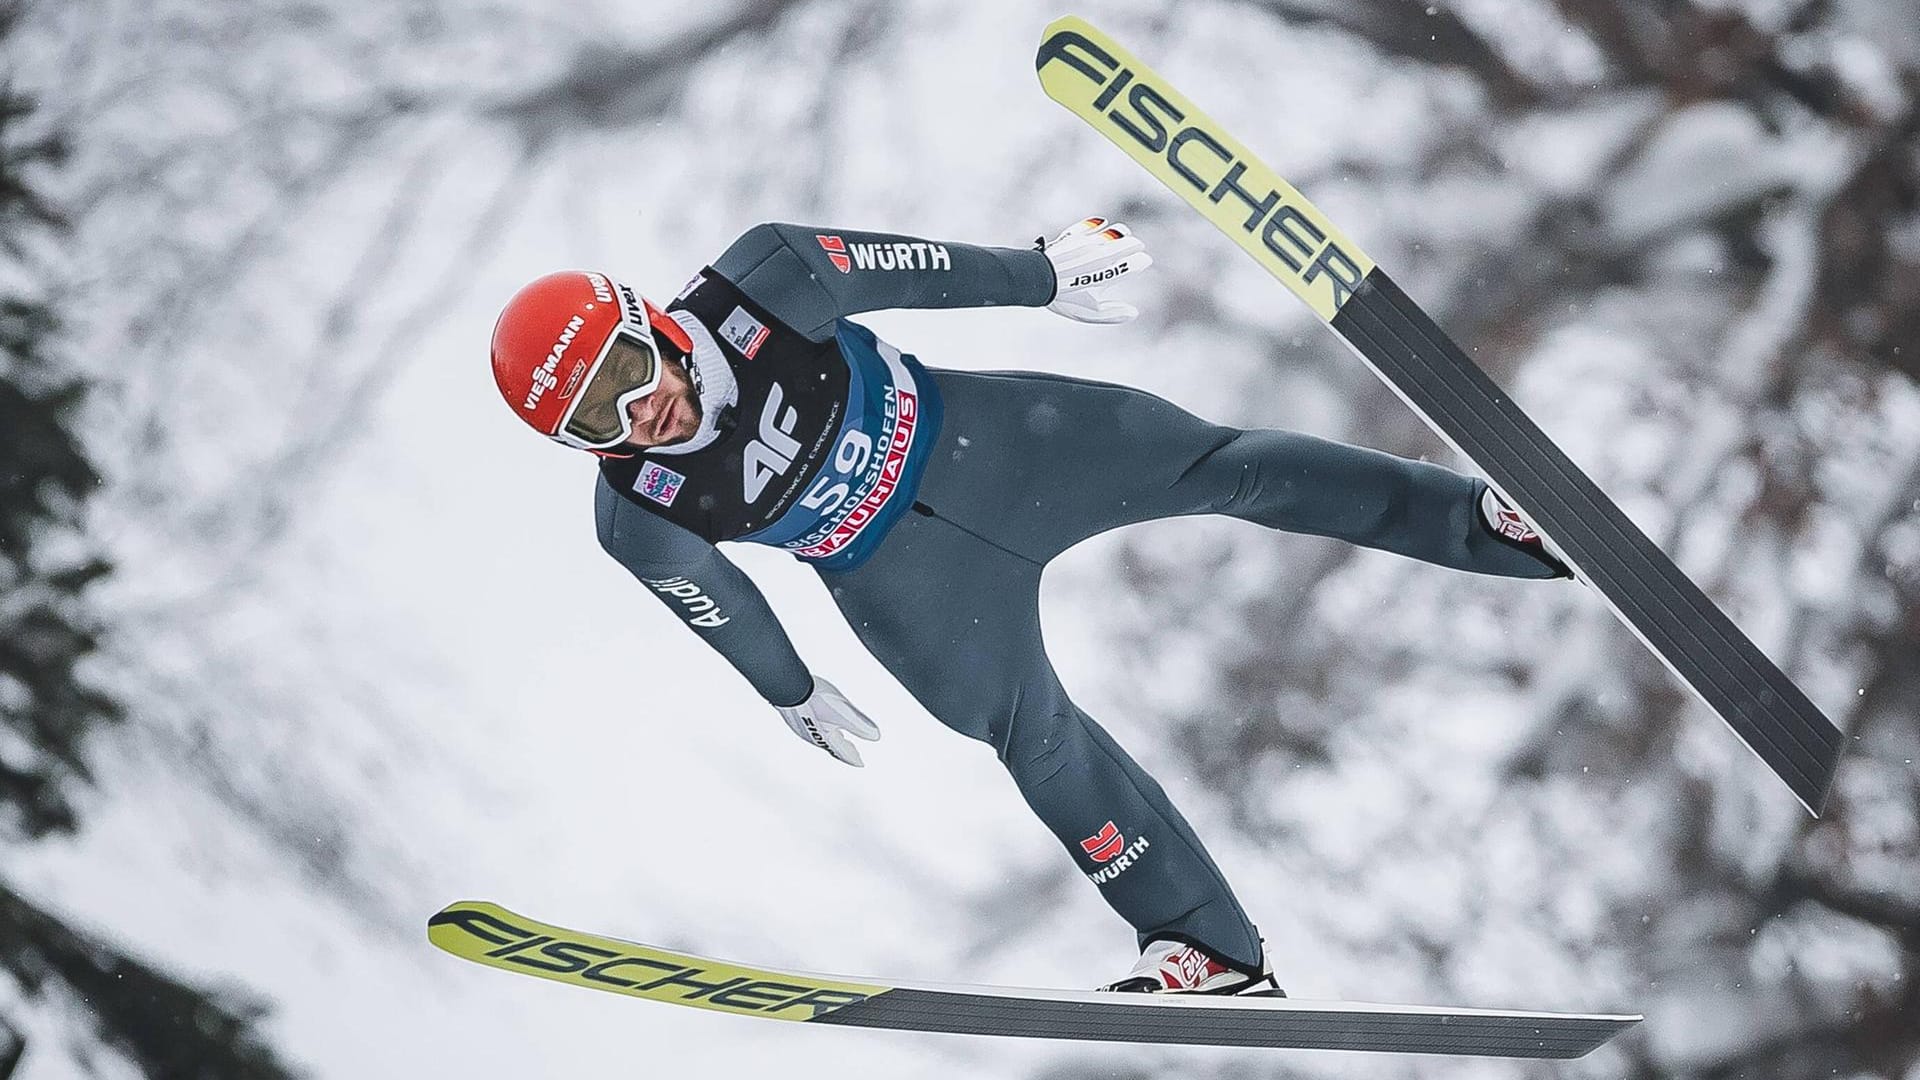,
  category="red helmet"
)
[490,270,694,452]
